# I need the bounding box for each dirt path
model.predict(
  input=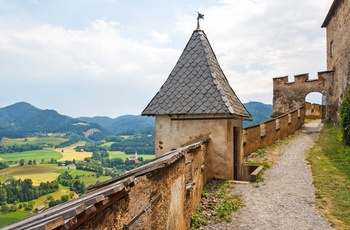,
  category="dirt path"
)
[201,120,334,230]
